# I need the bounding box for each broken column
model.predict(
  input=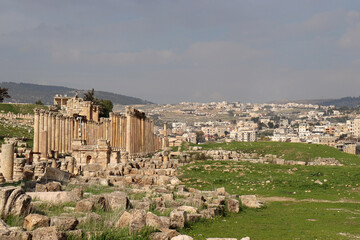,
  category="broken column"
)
[1,144,14,181]
[39,131,48,160]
